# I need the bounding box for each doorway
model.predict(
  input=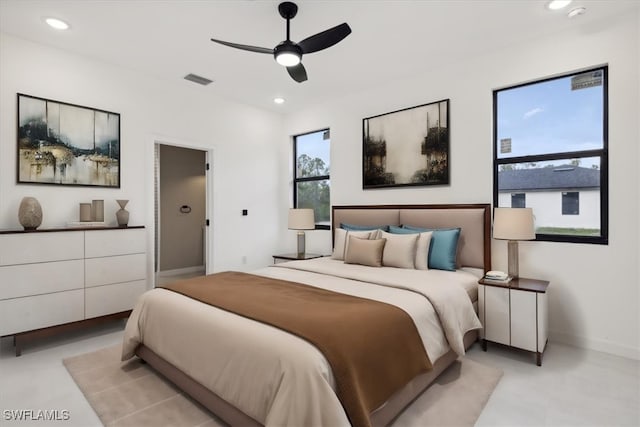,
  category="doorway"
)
[155,144,208,285]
